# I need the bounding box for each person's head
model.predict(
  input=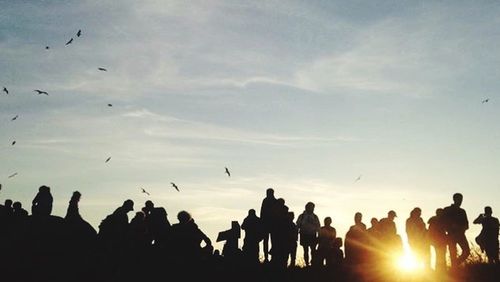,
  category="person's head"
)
[71,191,81,201]
[354,212,362,224]
[388,210,397,220]
[5,199,12,207]
[248,209,256,216]
[39,185,50,193]
[288,211,295,221]
[145,200,154,210]
[177,210,192,224]
[370,217,378,227]
[485,206,493,216]
[266,188,274,197]
[410,207,421,218]
[453,193,463,206]
[13,201,22,210]
[436,208,444,217]
[123,199,134,212]
[133,211,145,220]
[277,198,285,206]
[305,202,315,213]
[231,221,240,230]
[324,216,332,226]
